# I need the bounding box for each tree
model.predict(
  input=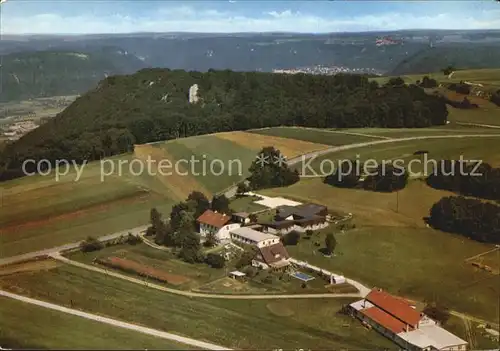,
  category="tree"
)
[325,233,337,255]
[385,77,405,87]
[211,194,230,214]
[205,253,225,268]
[187,191,210,219]
[248,147,300,190]
[324,160,360,188]
[282,230,300,246]
[170,202,190,231]
[204,231,218,247]
[236,182,250,196]
[235,247,258,269]
[150,208,167,244]
[179,231,202,263]
[79,236,103,253]
[249,213,258,223]
[423,303,451,325]
[442,66,455,76]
